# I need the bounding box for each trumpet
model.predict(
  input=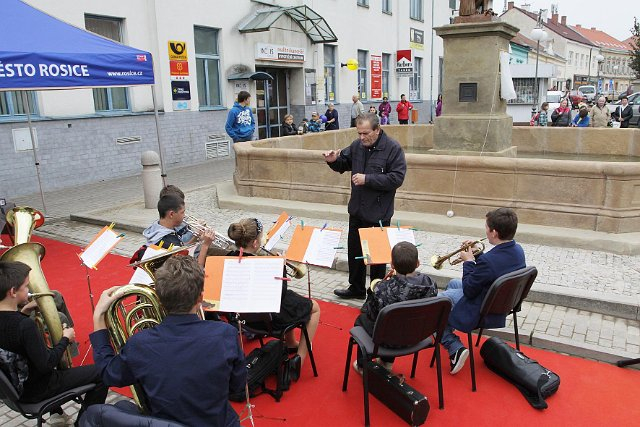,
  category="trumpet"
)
[370,269,396,292]
[430,238,486,270]
[184,215,307,279]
